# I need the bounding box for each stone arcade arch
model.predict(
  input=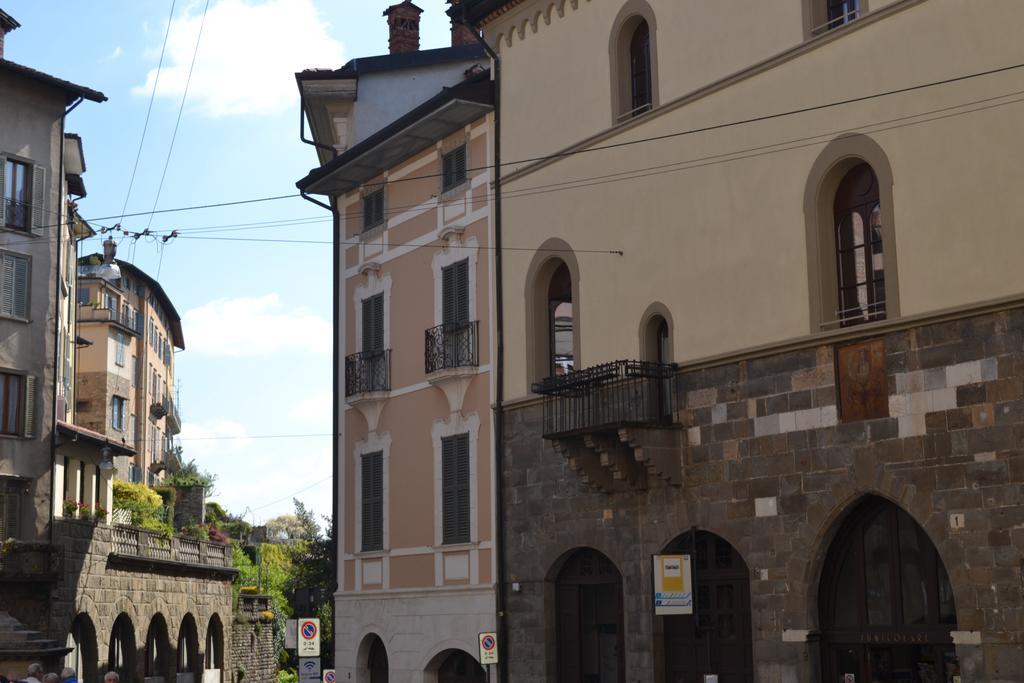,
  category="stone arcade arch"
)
[107,613,137,683]
[431,649,486,683]
[659,530,753,683]
[65,613,98,683]
[357,633,388,683]
[177,614,200,683]
[144,613,172,683]
[204,614,225,683]
[552,547,625,683]
[818,496,960,681]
